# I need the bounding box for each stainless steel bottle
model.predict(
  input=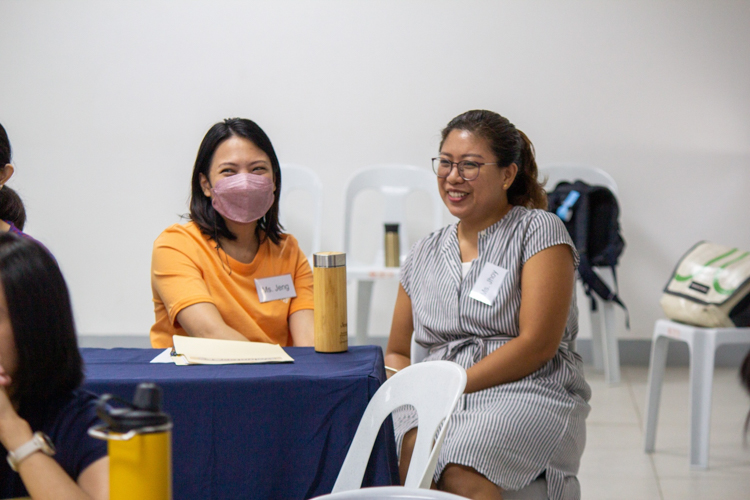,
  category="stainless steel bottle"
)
[384,223,400,268]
